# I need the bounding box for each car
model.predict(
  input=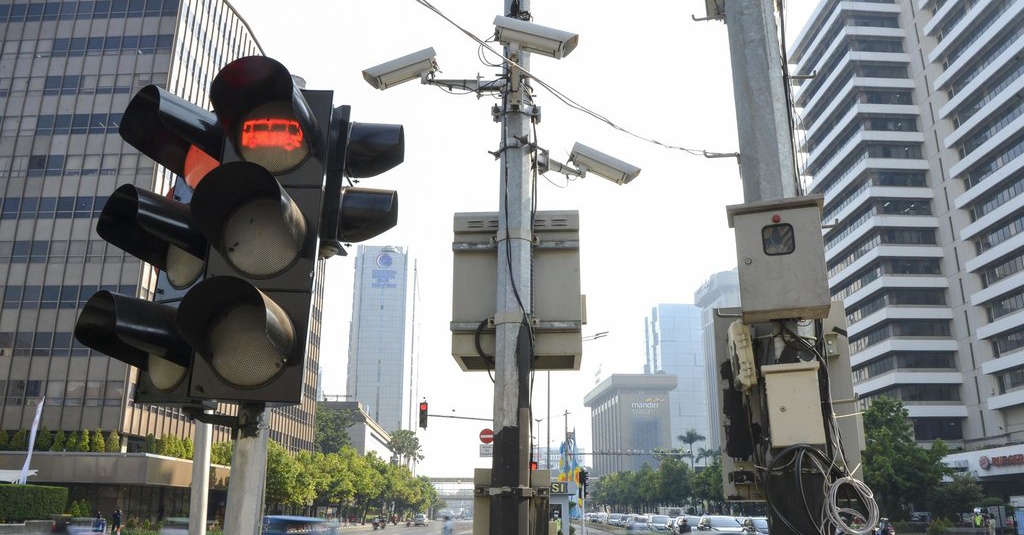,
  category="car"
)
[910,512,932,523]
[608,513,624,526]
[696,515,745,532]
[674,515,702,533]
[650,515,673,531]
[413,514,429,526]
